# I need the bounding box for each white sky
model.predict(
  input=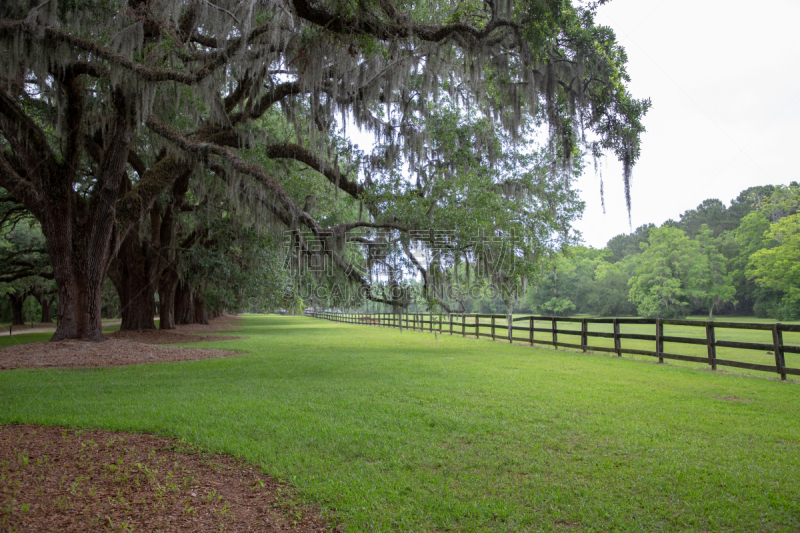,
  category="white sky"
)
[574,0,800,248]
